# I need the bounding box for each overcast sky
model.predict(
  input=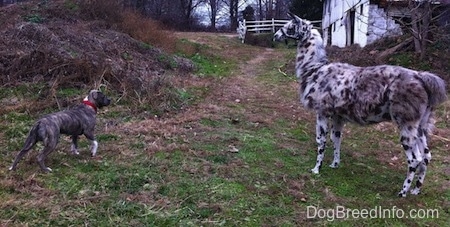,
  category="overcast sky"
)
[195,0,258,26]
